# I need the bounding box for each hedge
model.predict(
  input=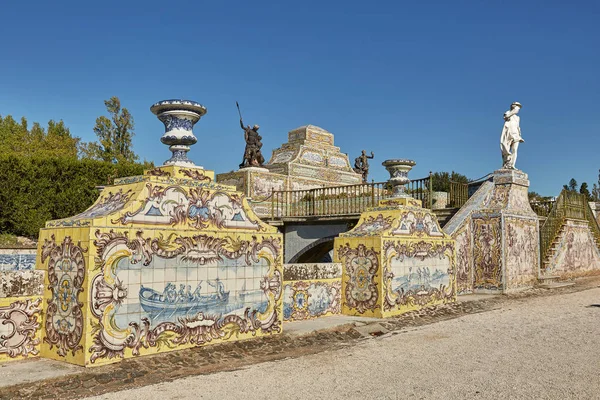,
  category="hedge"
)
[0,155,147,238]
